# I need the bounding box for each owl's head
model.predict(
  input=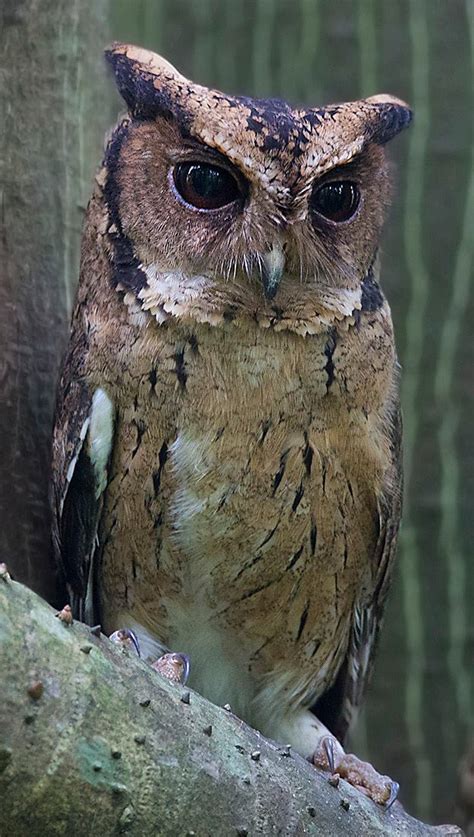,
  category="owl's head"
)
[102,43,411,333]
